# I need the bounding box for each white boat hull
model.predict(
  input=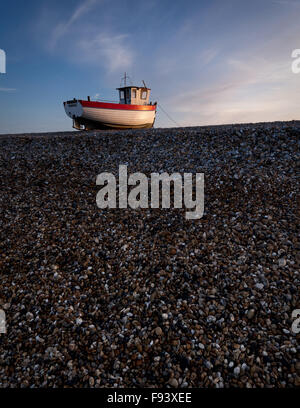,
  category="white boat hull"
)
[64,99,156,130]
